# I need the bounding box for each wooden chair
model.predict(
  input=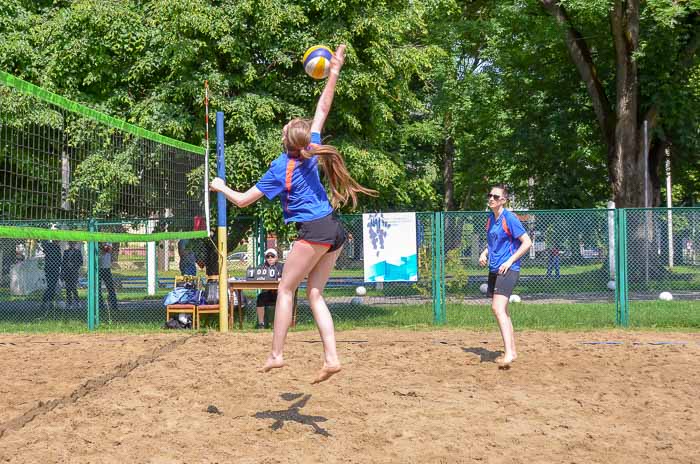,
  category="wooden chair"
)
[165,275,200,328]
[195,275,243,329]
